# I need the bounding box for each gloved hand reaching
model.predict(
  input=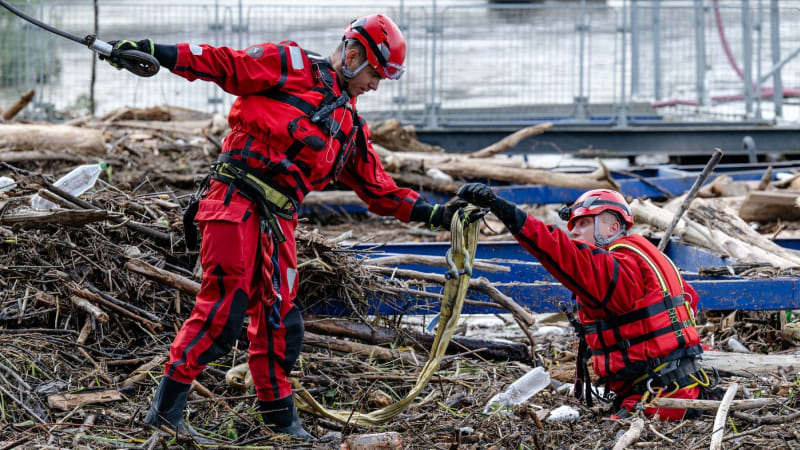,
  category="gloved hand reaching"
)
[99,39,155,69]
[427,199,488,231]
[457,183,526,234]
